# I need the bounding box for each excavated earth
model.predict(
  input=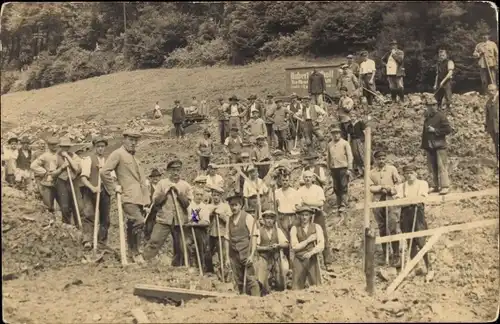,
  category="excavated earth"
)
[2,92,499,323]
